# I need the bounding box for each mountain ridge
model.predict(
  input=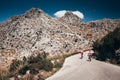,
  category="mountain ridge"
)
[0,8,120,66]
